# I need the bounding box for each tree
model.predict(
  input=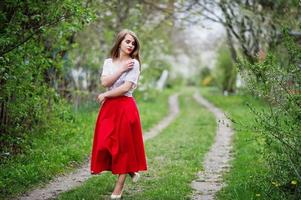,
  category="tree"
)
[0,0,94,156]
[184,0,300,64]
